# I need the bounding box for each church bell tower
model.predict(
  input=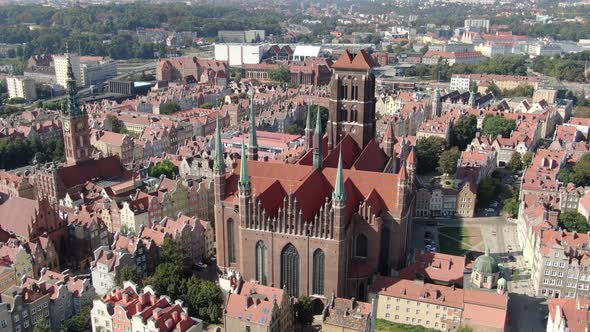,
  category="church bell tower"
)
[327,49,377,151]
